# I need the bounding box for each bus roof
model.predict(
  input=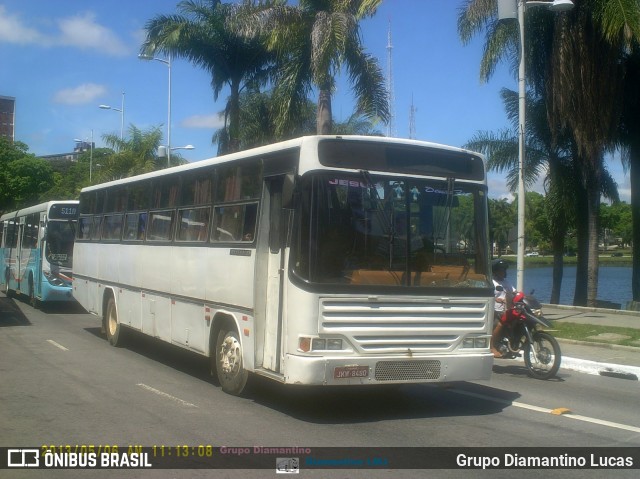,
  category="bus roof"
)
[0,200,79,222]
[78,135,484,194]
